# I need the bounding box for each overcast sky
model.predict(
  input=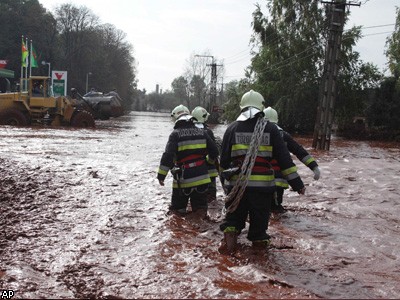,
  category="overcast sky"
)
[39,0,399,92]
